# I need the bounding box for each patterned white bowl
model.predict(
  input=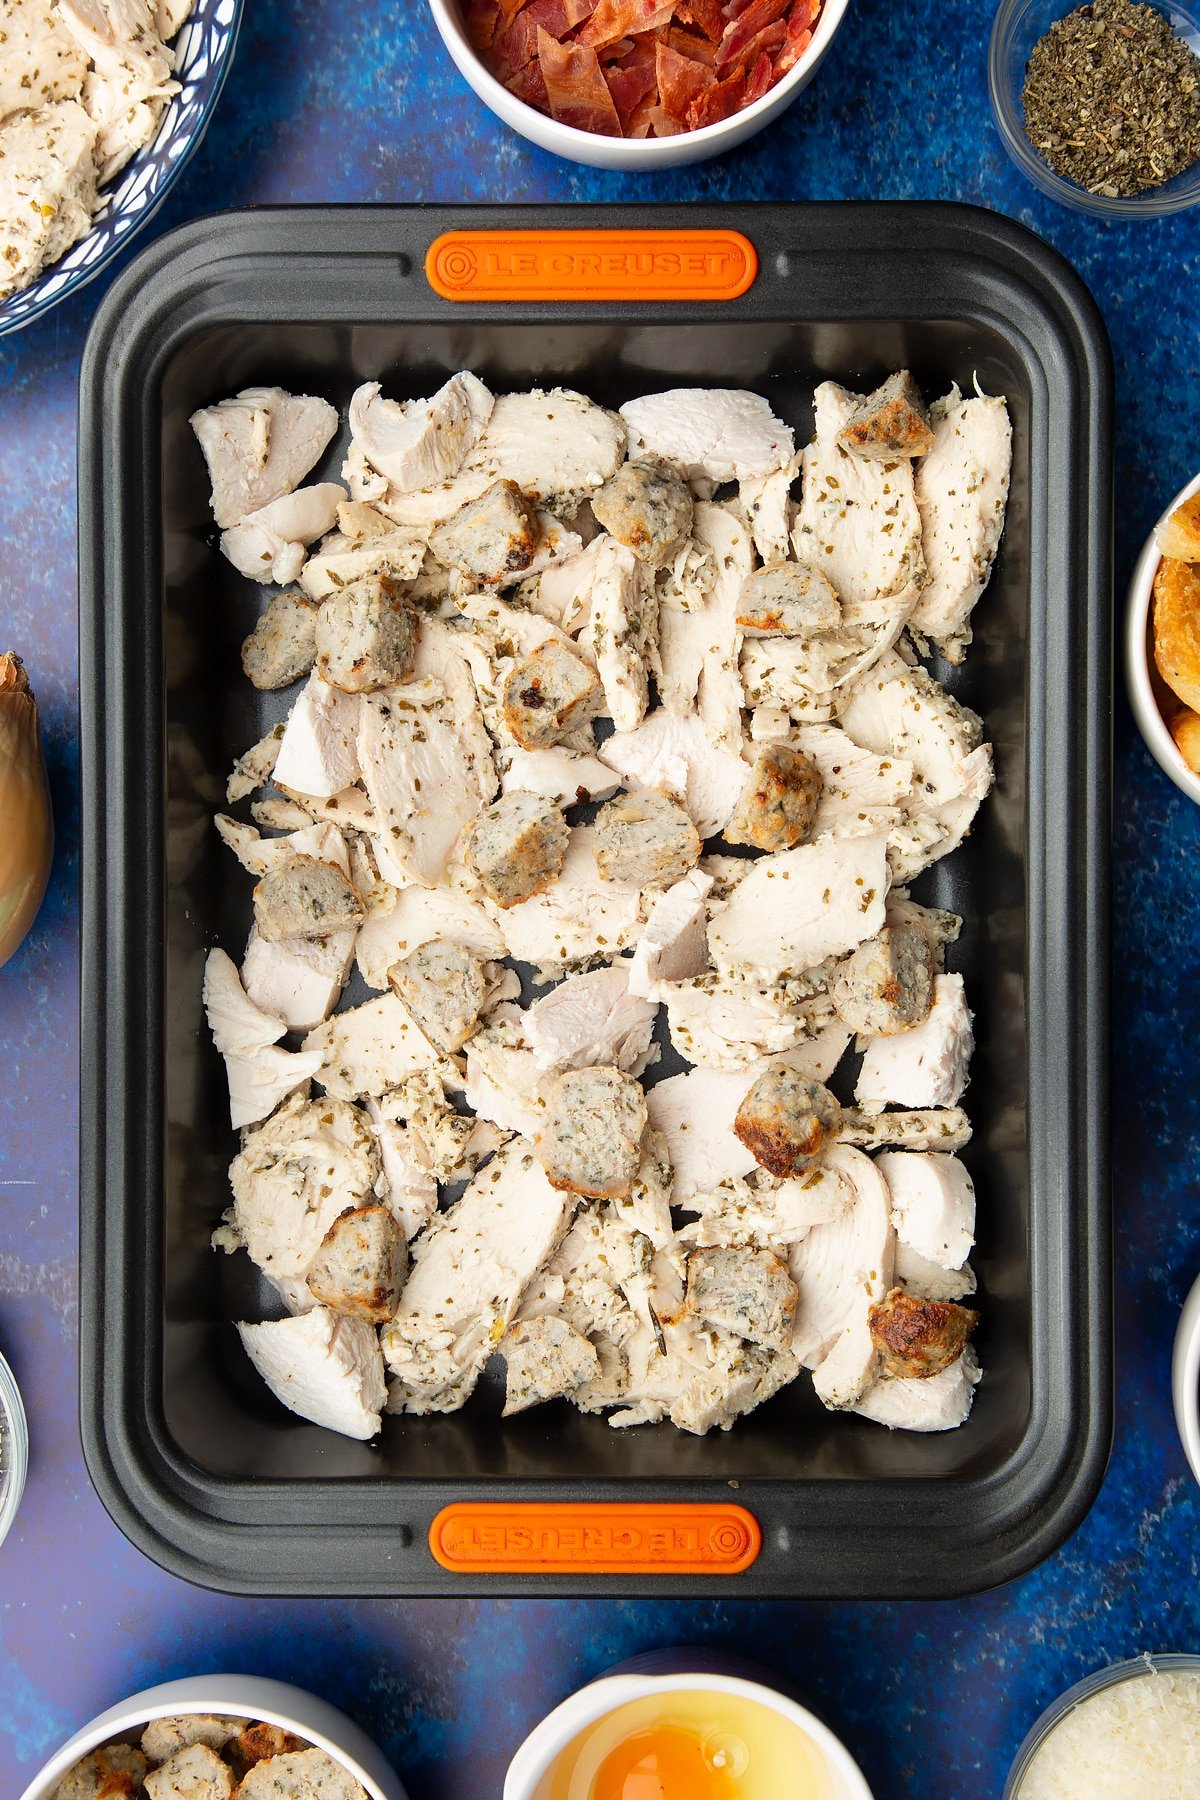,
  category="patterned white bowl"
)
[0,0,243,337]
